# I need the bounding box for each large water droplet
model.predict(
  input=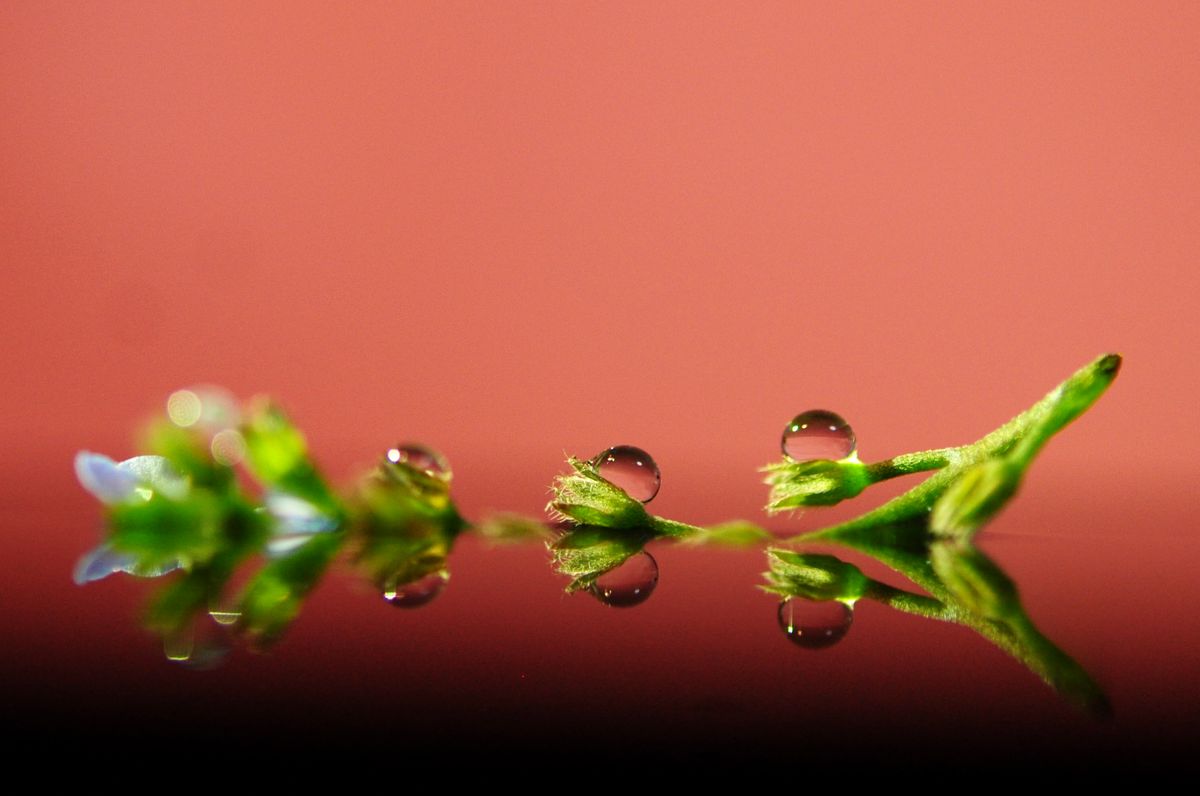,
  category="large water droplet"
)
[781,410,856,461]
[593,445,661,502]
[385,443,452,481]
[382,571,449,608]
[777,598,853,649]
[592,551,659,607]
